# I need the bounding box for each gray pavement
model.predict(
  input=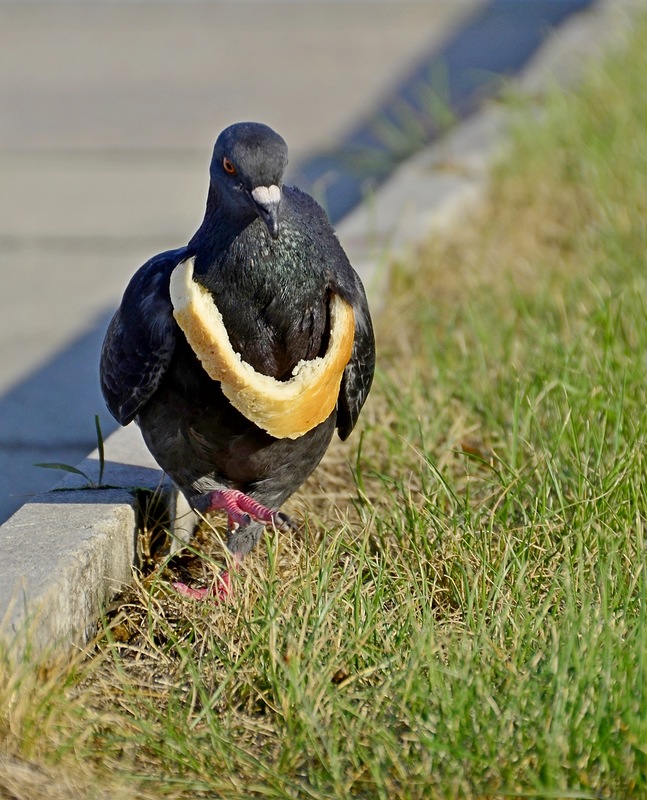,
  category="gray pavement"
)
[0,0,481,522]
